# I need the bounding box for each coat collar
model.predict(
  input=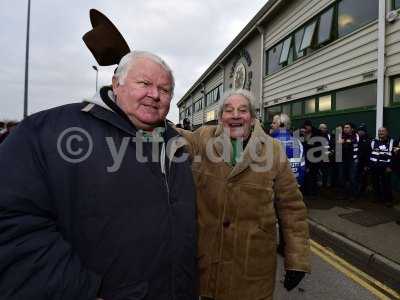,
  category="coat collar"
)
[213,120,269,179]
